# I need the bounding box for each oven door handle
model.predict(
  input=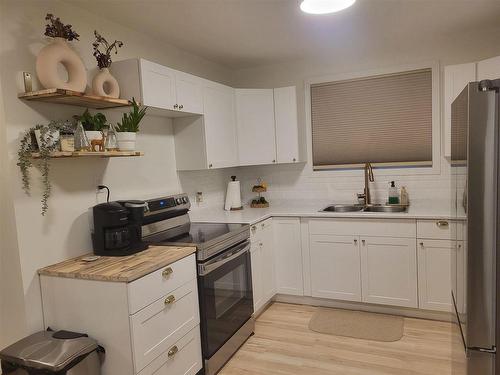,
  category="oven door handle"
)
[198,241,250,276]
